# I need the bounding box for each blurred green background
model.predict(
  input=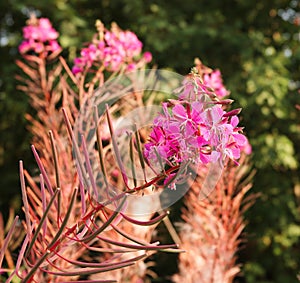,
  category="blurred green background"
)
[1,0,300,282]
